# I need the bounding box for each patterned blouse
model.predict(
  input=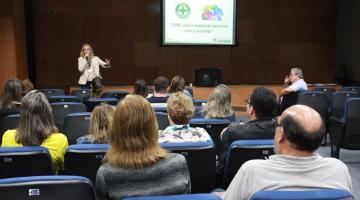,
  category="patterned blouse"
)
[159,124,211,143]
